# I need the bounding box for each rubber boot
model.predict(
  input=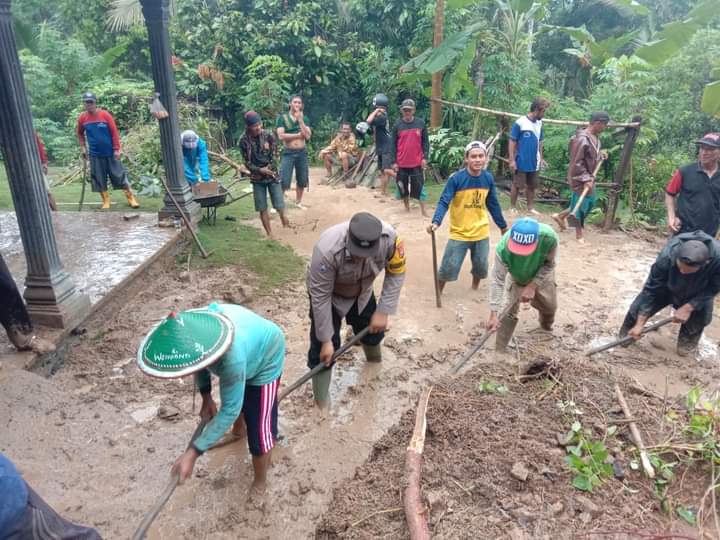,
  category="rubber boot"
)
[362,343,382,363]
[539,313,554,331]
[311,367,332,408]
[100,191,111,209]
[495,316,519,352]
[123,187,140,209]
[677,334,701,357]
